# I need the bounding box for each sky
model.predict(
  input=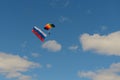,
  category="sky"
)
[0,0,120,80]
